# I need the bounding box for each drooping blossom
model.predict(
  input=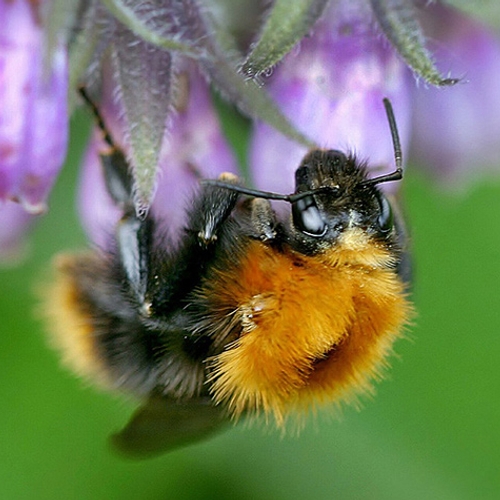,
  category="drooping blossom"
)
[1,0,500,262]
[0,0,68,262]
[249,1,500,195]
[0,0,68,212]
[249,0,413,196]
